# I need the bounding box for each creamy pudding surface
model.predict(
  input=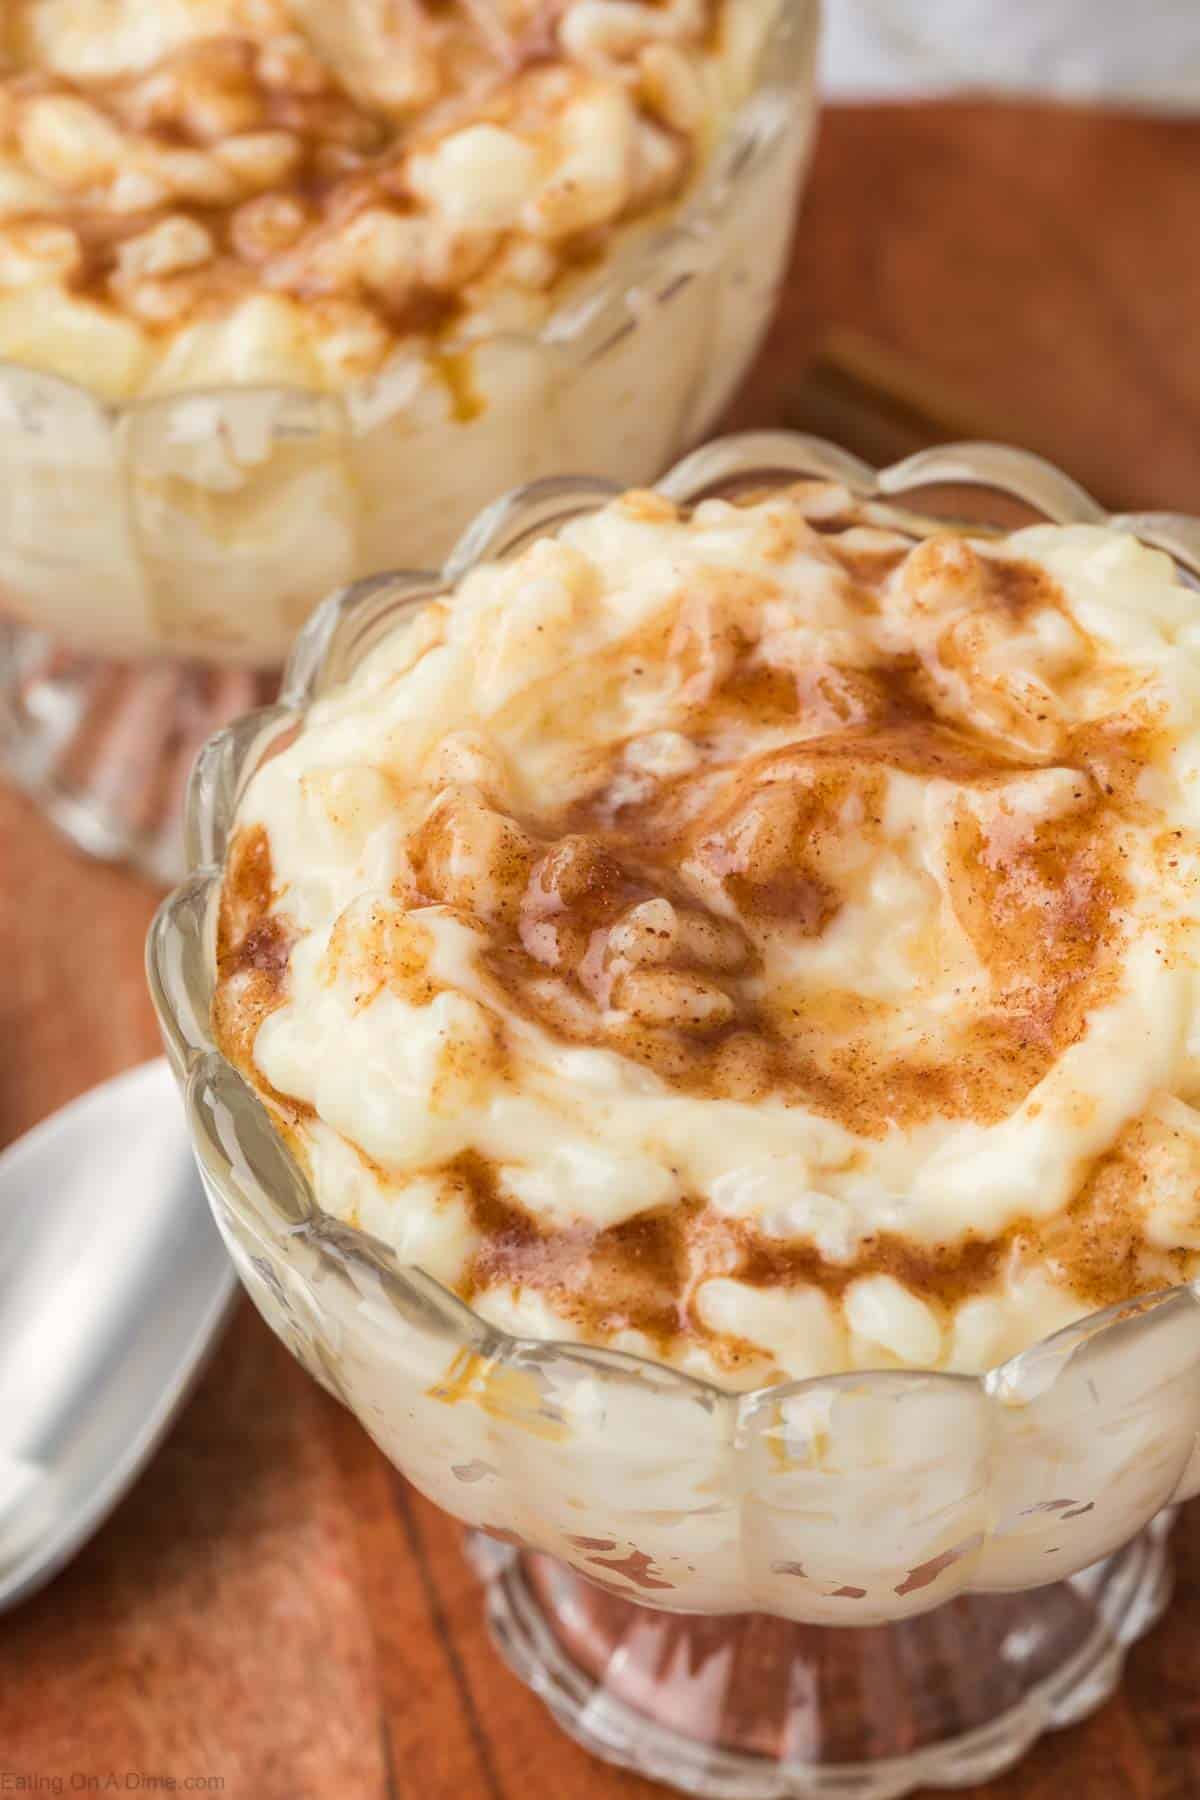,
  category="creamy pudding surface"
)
[0,0,769,399]
[214,482,1200,1388]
